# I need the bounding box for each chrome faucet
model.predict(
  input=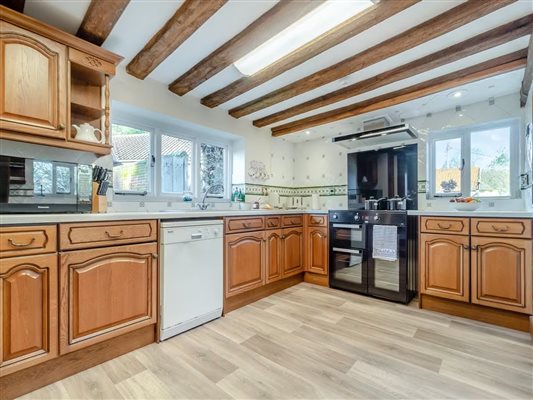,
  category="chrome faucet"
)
[197,184,224,210]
